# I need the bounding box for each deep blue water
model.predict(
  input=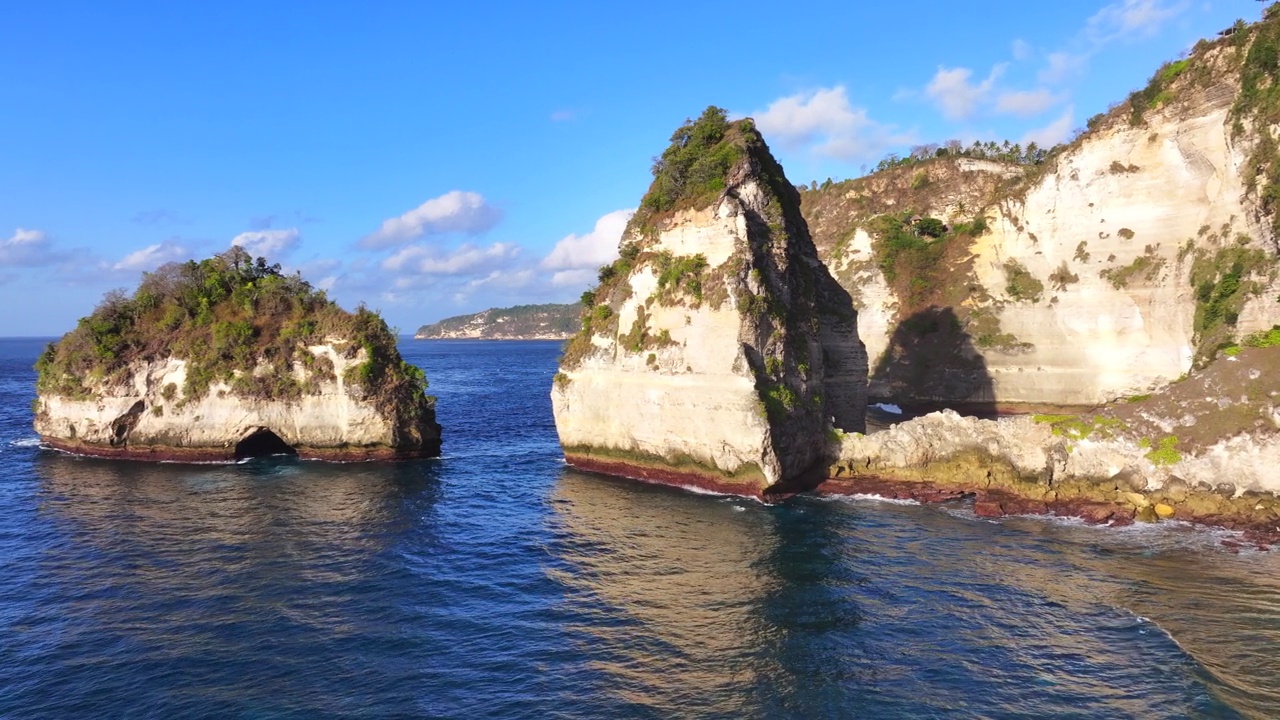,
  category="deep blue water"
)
[3,338,1280,718]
